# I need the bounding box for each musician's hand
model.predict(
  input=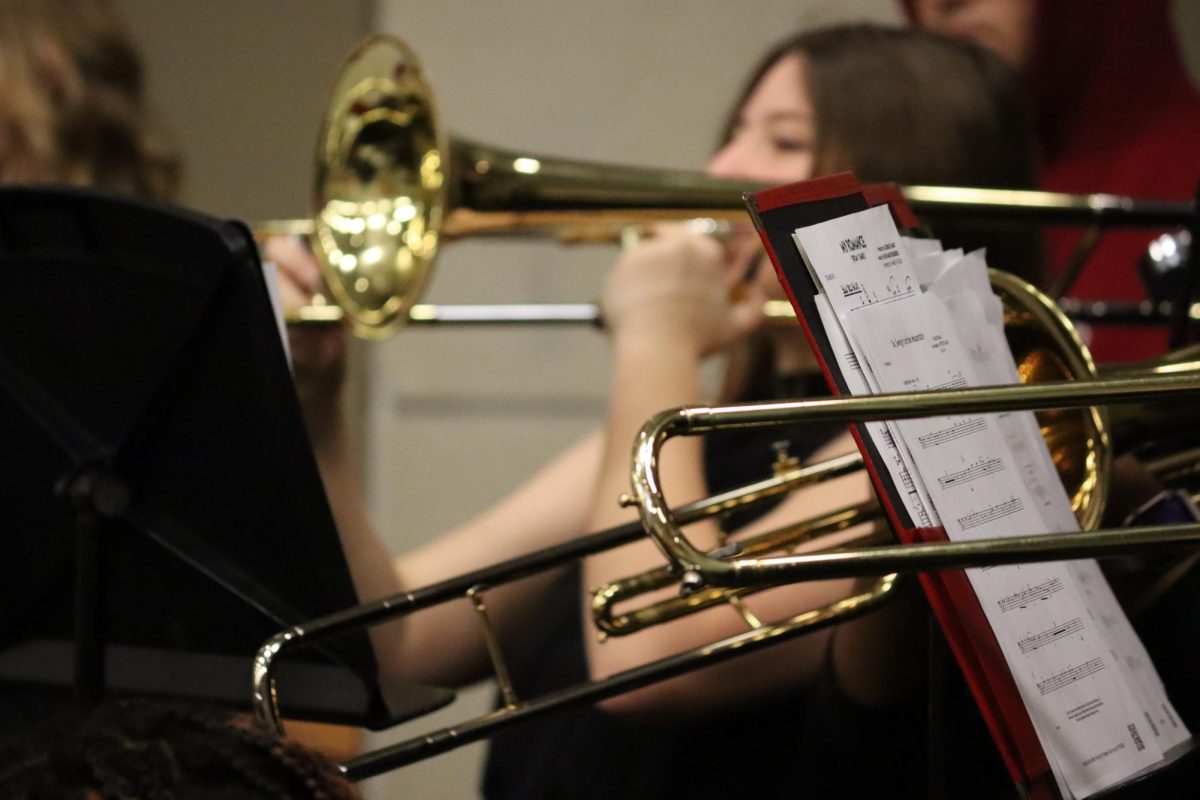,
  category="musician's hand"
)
[263,236,347,446]
[601,225,765,359]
